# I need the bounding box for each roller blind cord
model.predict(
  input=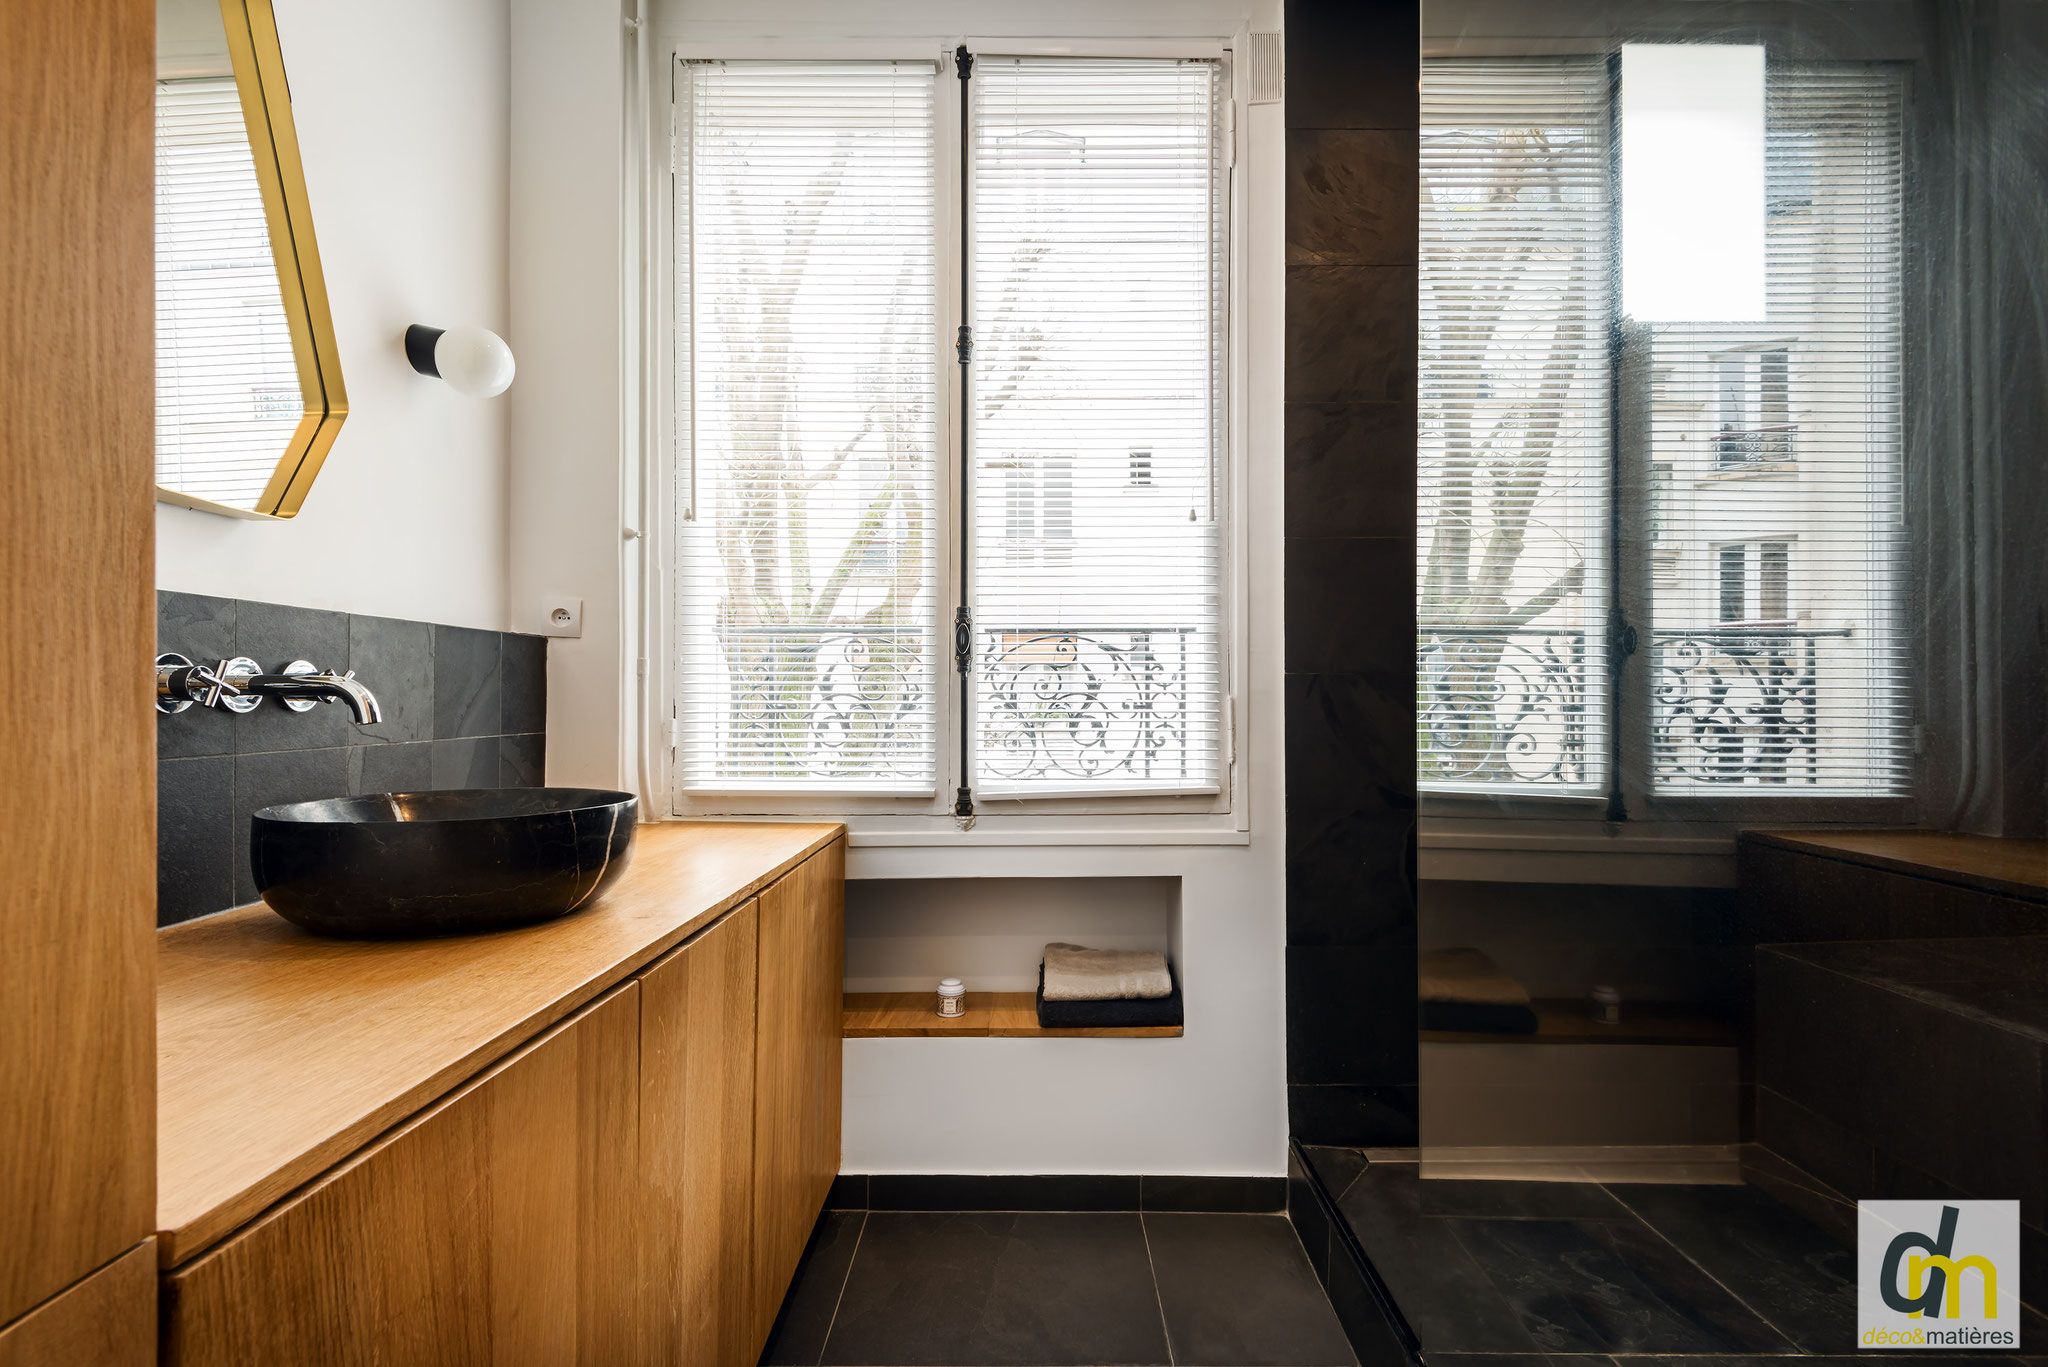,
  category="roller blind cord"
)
[953,45,976,823]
